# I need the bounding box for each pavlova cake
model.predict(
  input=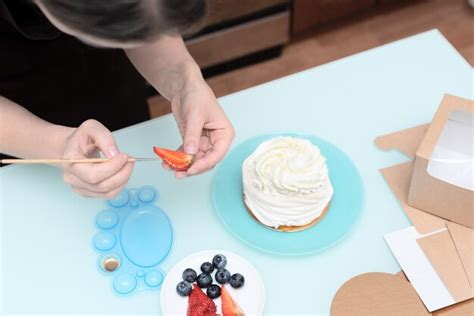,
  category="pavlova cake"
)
[242,136,333,232]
